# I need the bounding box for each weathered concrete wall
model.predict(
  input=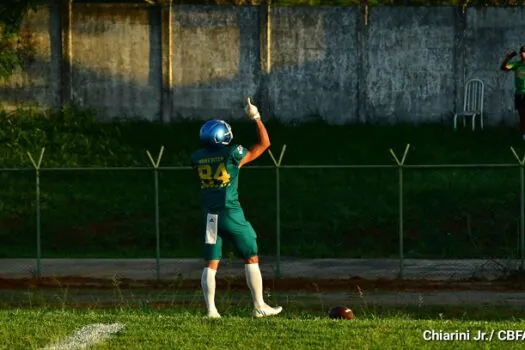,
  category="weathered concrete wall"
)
[3,4,525,125]
[366,7,456,124]
[269,8,358,124]
[71,4,162,120]
[0,7,60,110]
[171,6,260,121]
